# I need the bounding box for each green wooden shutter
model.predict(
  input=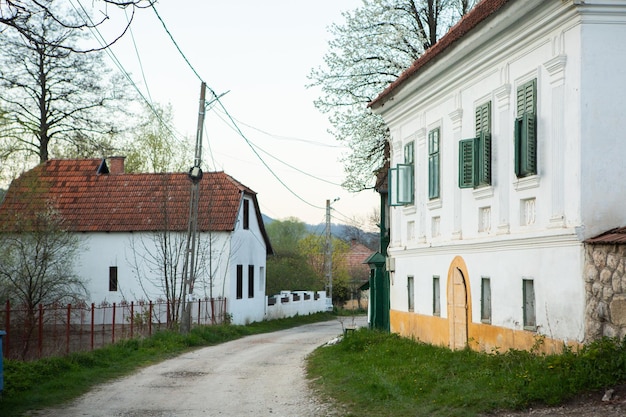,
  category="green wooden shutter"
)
[476,102,491,136]
[477,132,491,185]
[428,129,440,199]
[514,117,522,177]
[520,113,537,176]
[459,138,475,188]
[515,79,537,178]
